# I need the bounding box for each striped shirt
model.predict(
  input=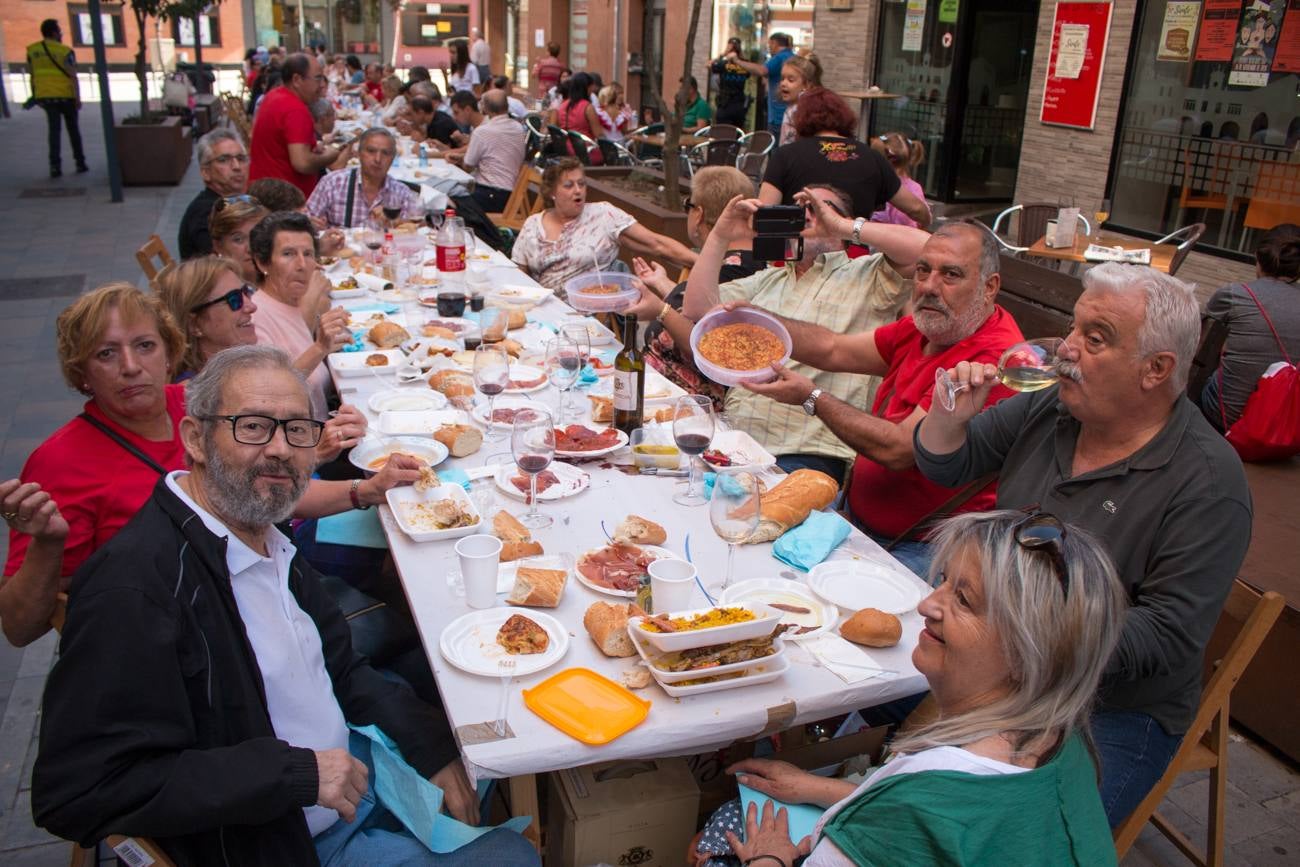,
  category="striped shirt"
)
[305,169,417,229]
